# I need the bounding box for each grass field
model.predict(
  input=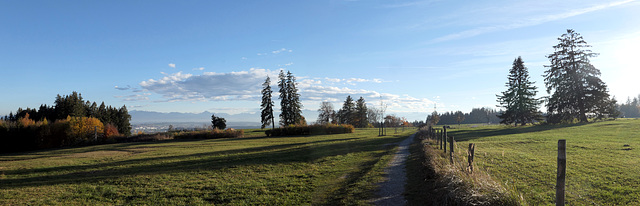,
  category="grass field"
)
[445,118,640,205]
[0,128,414,205]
